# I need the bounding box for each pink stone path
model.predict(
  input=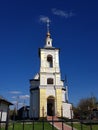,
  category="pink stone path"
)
[47,116,76,130]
